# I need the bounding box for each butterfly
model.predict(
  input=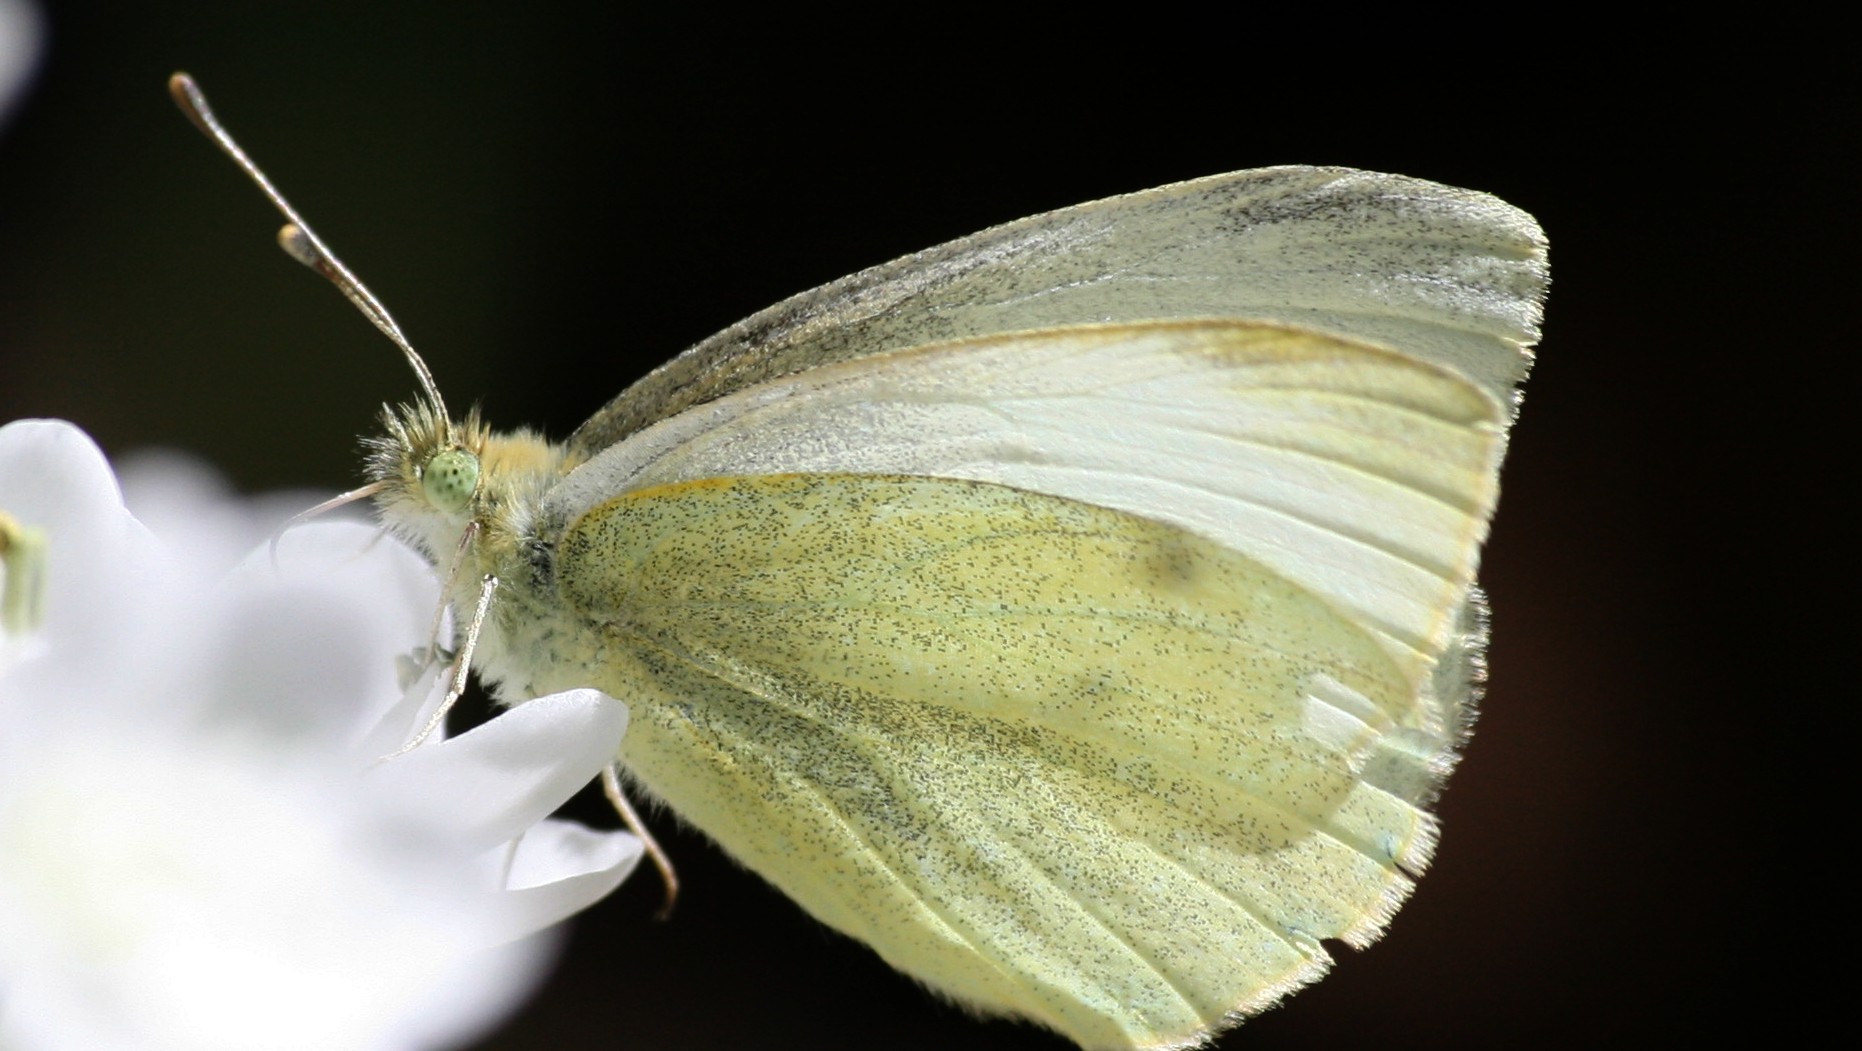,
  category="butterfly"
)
[172,74,1546,1051]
